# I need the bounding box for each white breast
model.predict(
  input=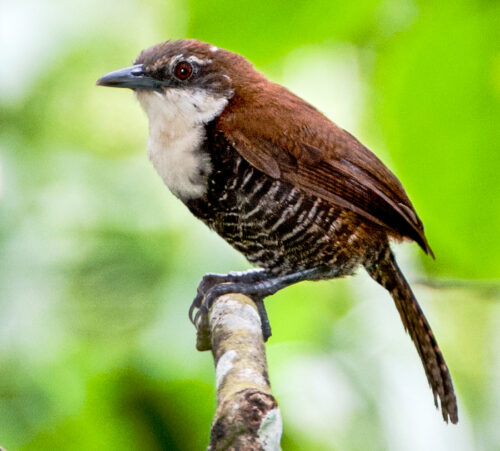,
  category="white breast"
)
[136,89,228,200]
